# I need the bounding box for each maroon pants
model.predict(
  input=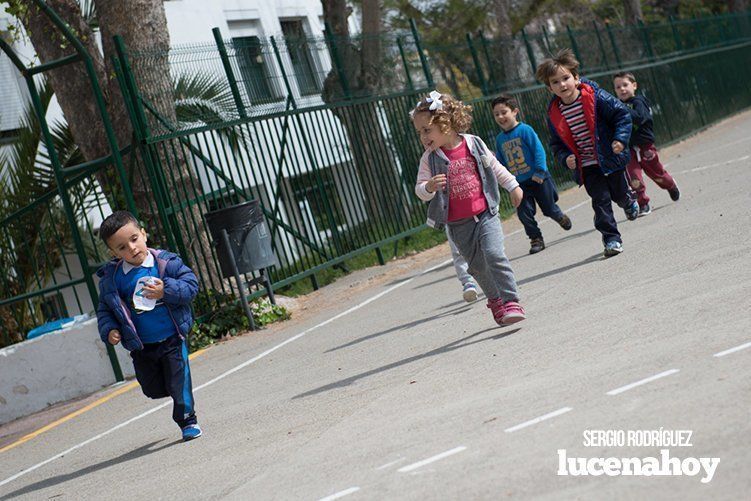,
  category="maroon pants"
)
[626,143,676,206]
